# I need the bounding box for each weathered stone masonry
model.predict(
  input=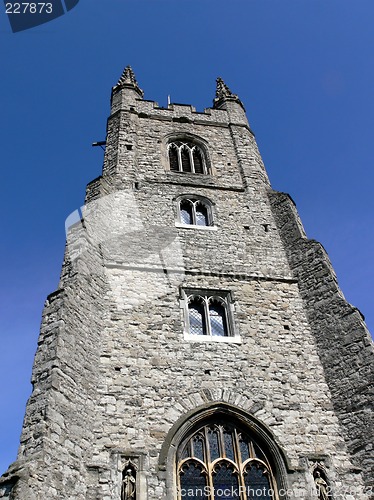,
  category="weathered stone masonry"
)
[0,67,372,499]
[269,192,374,488]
